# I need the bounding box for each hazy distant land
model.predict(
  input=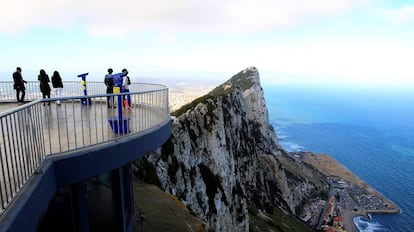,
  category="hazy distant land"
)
[168,82,215,111]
